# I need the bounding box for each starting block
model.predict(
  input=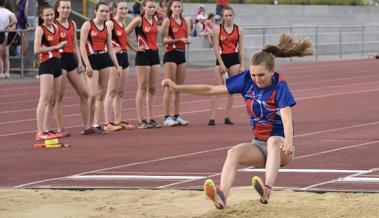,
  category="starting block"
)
[34,138,70,149]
